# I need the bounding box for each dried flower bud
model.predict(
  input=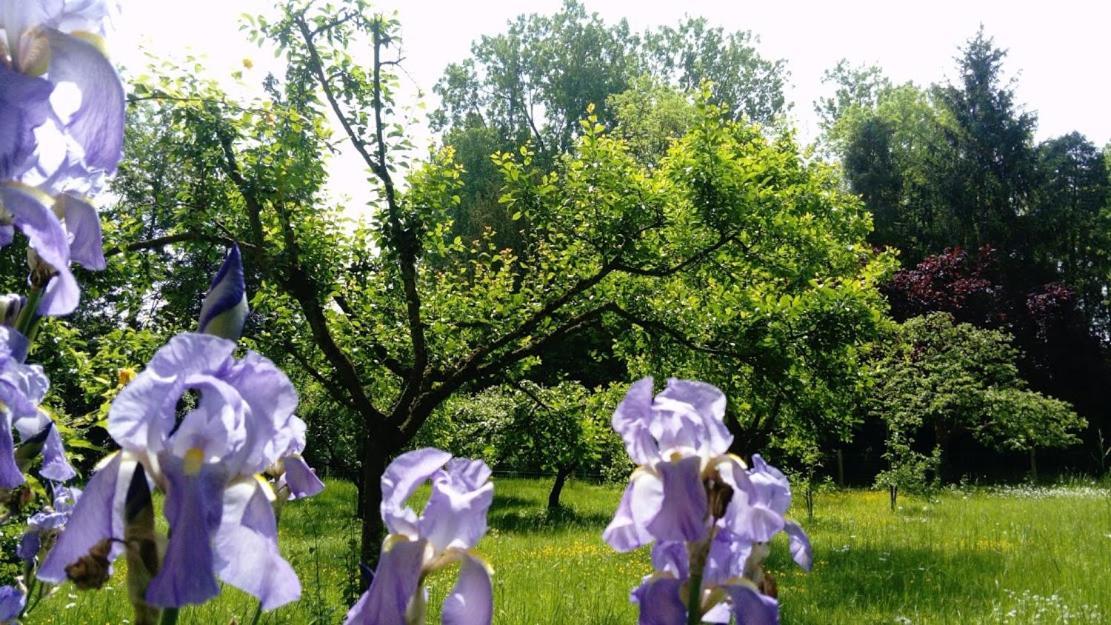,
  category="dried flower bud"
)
[65,538,113,590]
